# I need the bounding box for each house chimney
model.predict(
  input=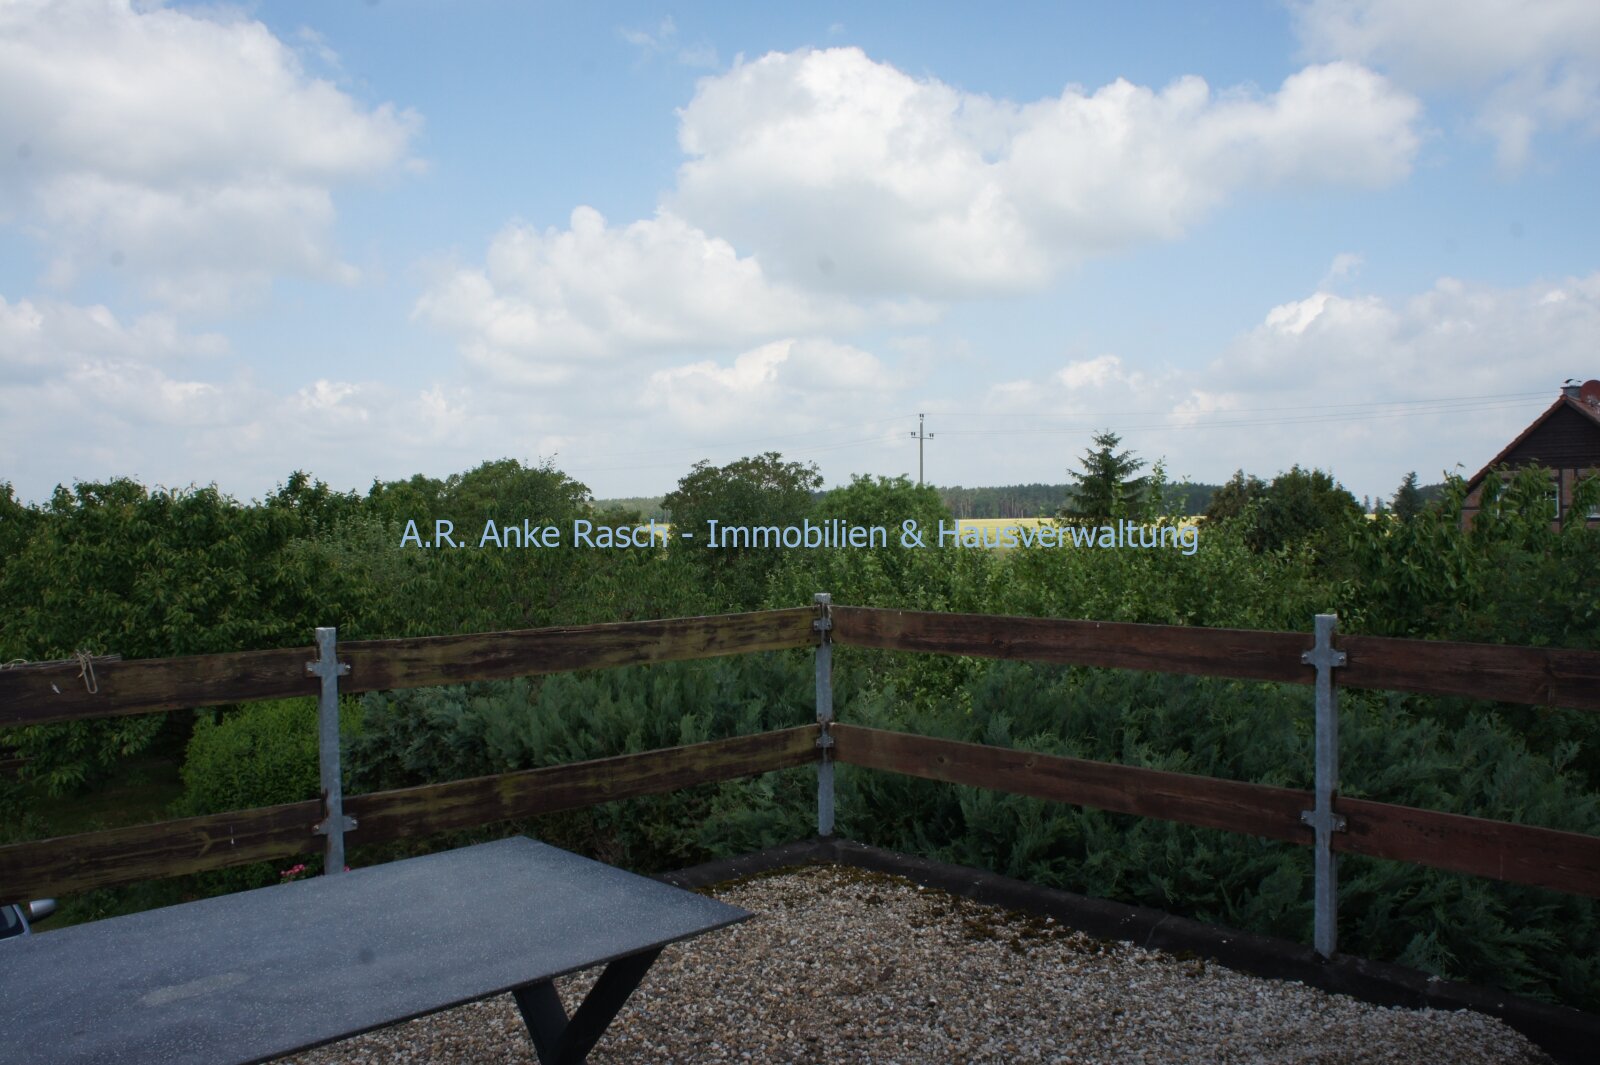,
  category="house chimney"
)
[1563,381,1582,398]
